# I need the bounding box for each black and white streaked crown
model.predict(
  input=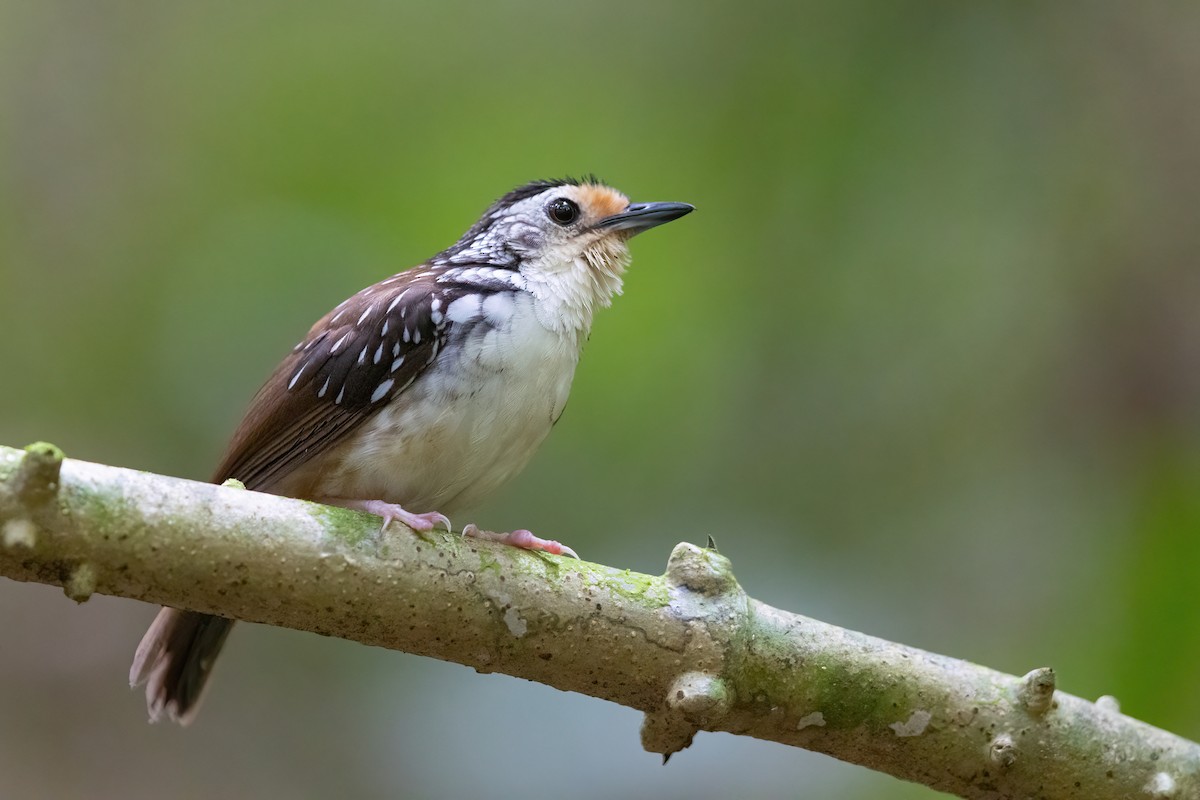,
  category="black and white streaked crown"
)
[432,176,607,268]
